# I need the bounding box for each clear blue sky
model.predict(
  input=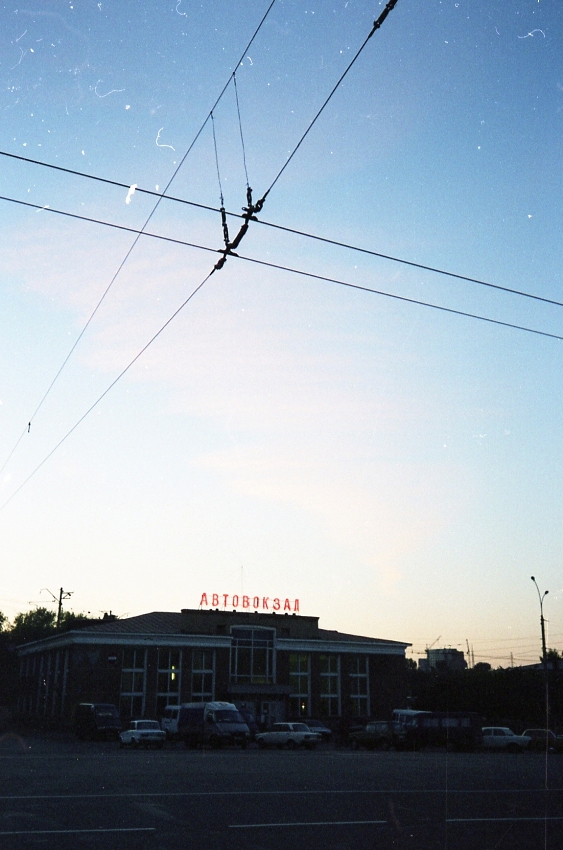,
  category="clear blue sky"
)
[1,0,562,666]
